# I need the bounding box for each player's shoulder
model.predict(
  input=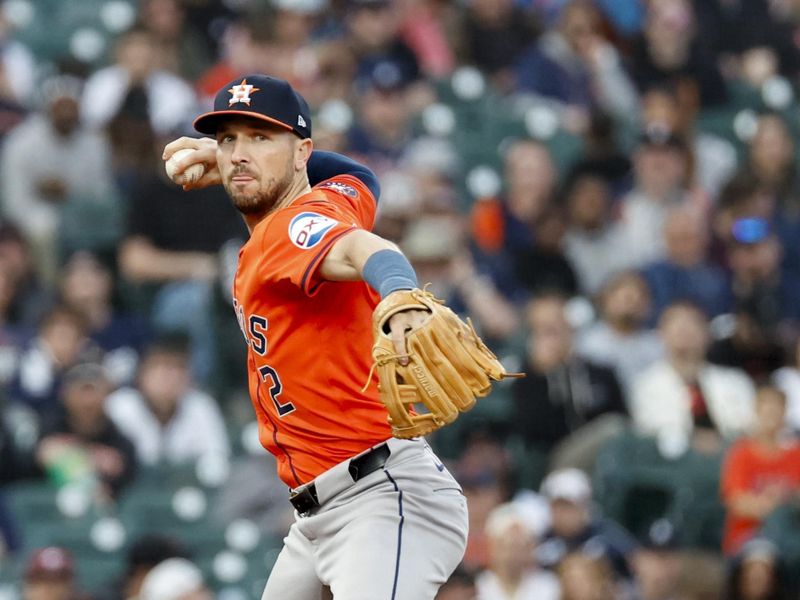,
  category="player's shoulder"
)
[286,175,374,222]
[247,194,346,254]
[314,174,376,205]
[250,175,373,251]
[313,177,363,200]
[287,175,368,214]
[282,187,349,225]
